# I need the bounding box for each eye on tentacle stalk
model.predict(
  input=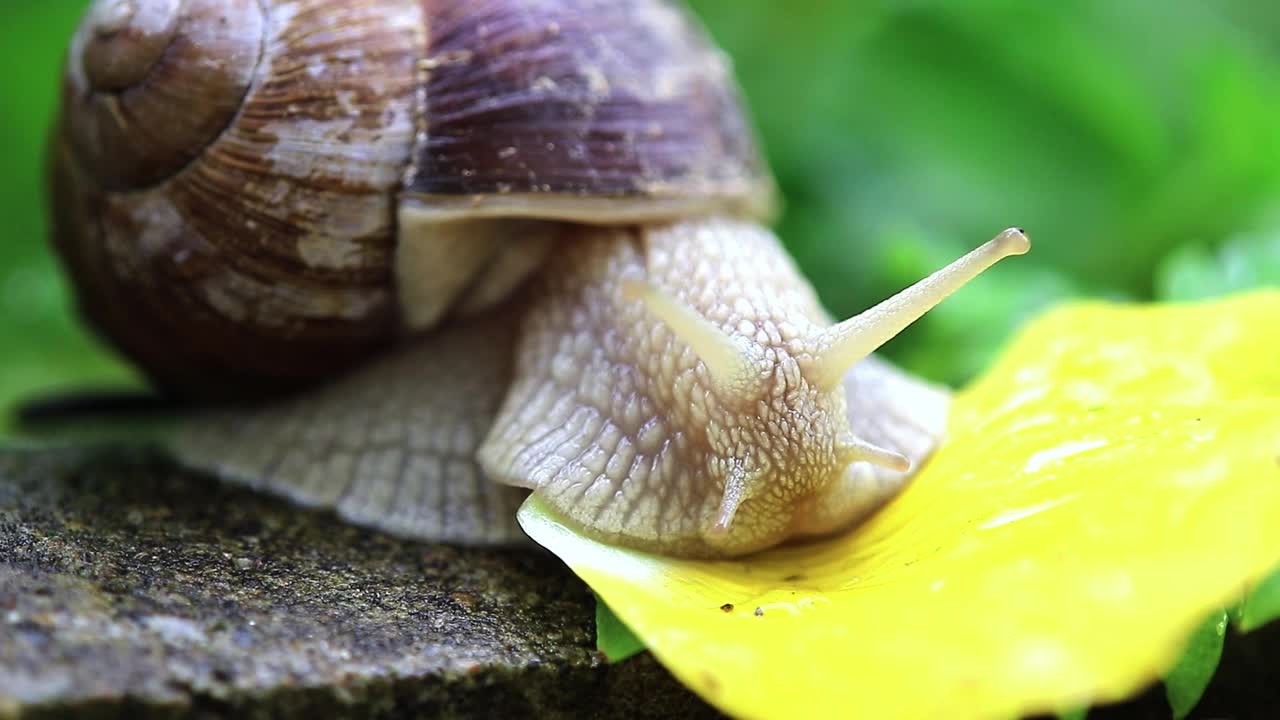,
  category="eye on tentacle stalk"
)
[172,219,1025,559]
[61,0,1026,559]
[479,221,1028,558]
